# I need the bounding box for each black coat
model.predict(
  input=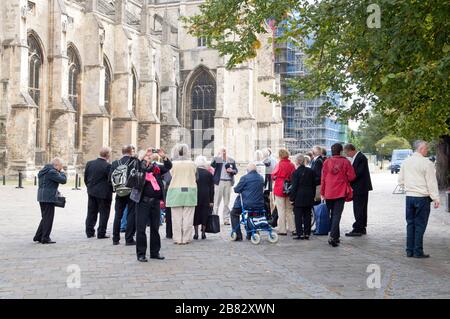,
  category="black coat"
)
[289,166,316,207]
[310,156,324,186]
[196,168,214,206]
[130,159,173,203]
[351,152,373,195]
[37,164,67,203]
[84,158,113,201]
